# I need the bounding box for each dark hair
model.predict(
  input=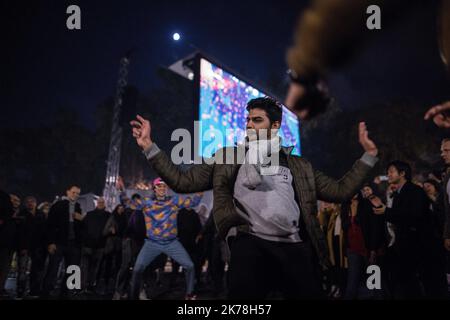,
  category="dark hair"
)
[341,191,365,227]
[387,160,412,181]
[131,193,141,200]
[10,193,21,200]
[67,185,80,191]
[246,97,282,124]
[361,182,380,198]
[423,179,442,194]
[25,196,37,202]
[113,204,124,214]
[362,183,373,191]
